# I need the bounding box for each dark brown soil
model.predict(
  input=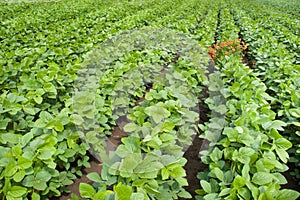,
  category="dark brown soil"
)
[180,137,207,199]
[59,159,102,200]
[179,84,210,200]
[282,164,300,192]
